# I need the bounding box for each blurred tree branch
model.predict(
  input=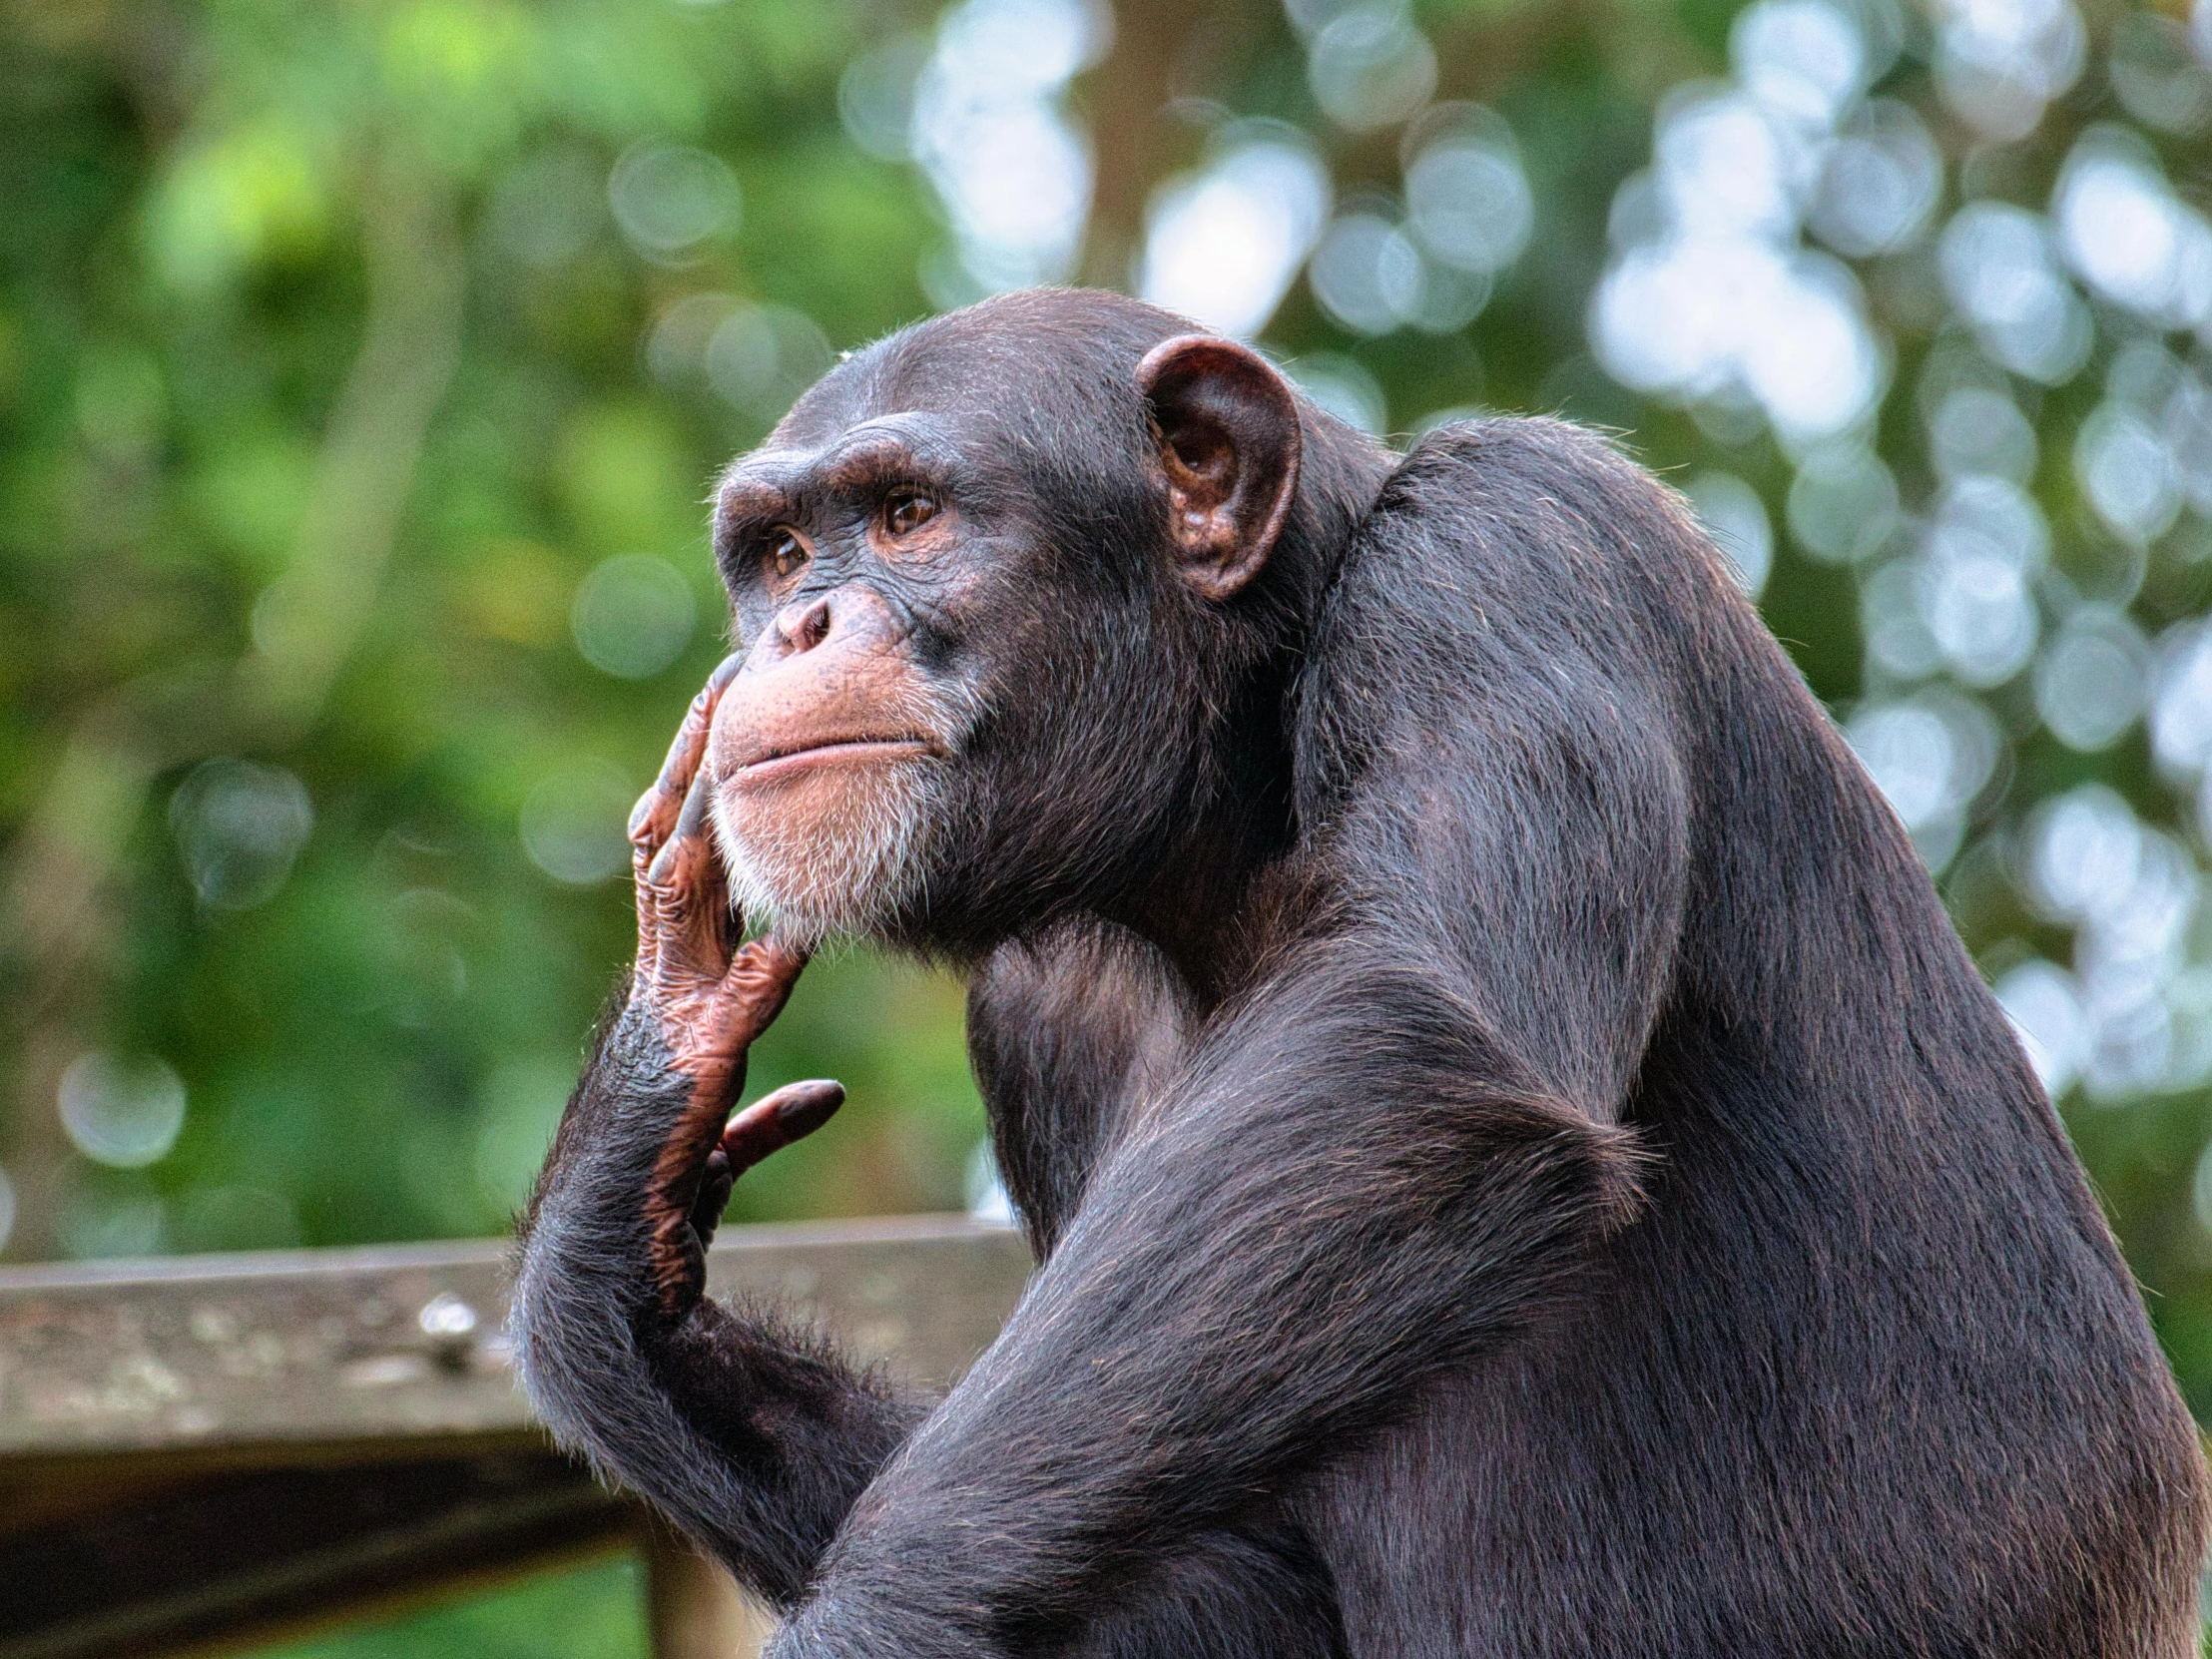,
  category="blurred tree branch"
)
[243,172,467,740]
[1076,0,1246,287]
